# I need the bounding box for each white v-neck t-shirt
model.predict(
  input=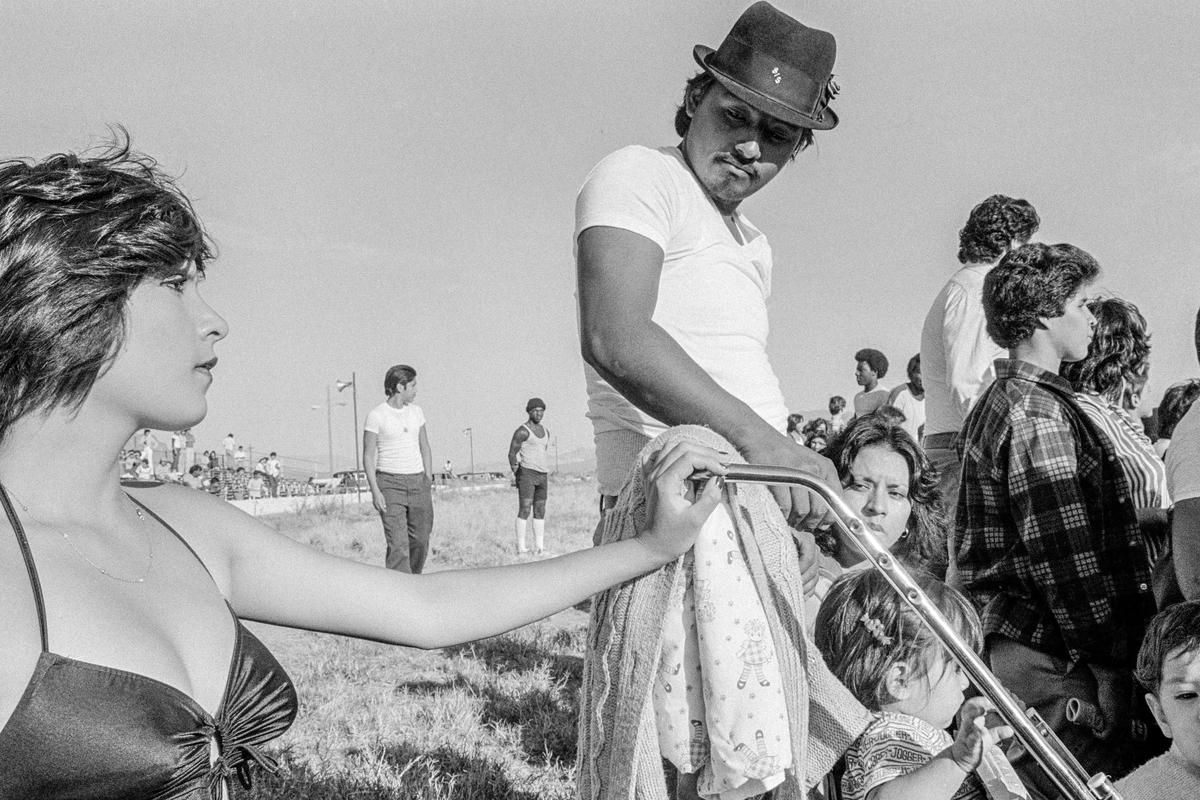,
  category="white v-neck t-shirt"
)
[575,145,788,441]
